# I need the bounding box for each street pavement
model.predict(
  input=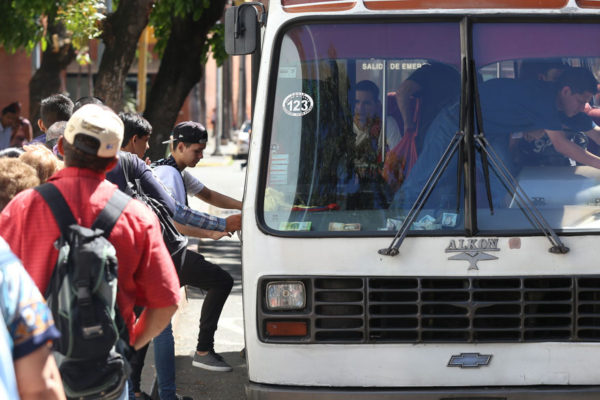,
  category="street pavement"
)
[139,137,248,400]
